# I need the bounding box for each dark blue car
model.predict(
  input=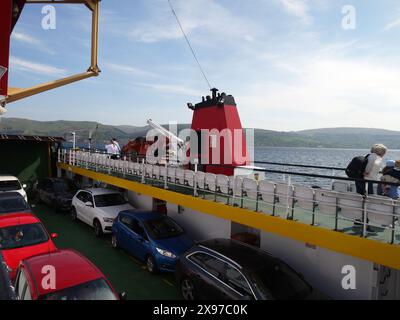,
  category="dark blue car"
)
[111,210,194,273]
